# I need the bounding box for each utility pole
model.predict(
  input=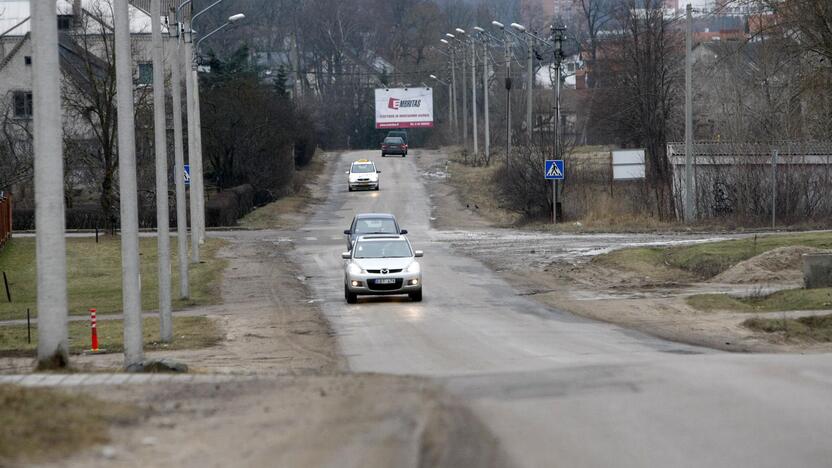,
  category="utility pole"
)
[684,3,694,223]
[115,0,144,370]
[461,46,468,145]
[32,0,69,368]
[191,66,206,245]
[151,0,172,342]
[447,44,458,137]
[483,36,490,162]
[471,40,478,156]
[526,33,533,144]
[505,38,512,164]
[170,8,189,300]
[552,24,566,225]
[183,18,200,263]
